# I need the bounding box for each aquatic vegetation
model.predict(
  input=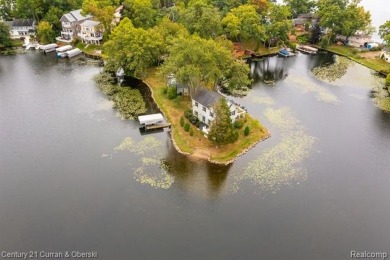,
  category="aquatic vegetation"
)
[312,56,352,82]
[97,100,114,111]
[264,107,300,130]
[93,72,147,120]
[233,132,315,194]
[114,136,174,189]
[288,75,339,104]
[251,95,275,106]
[233,107,316,194]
